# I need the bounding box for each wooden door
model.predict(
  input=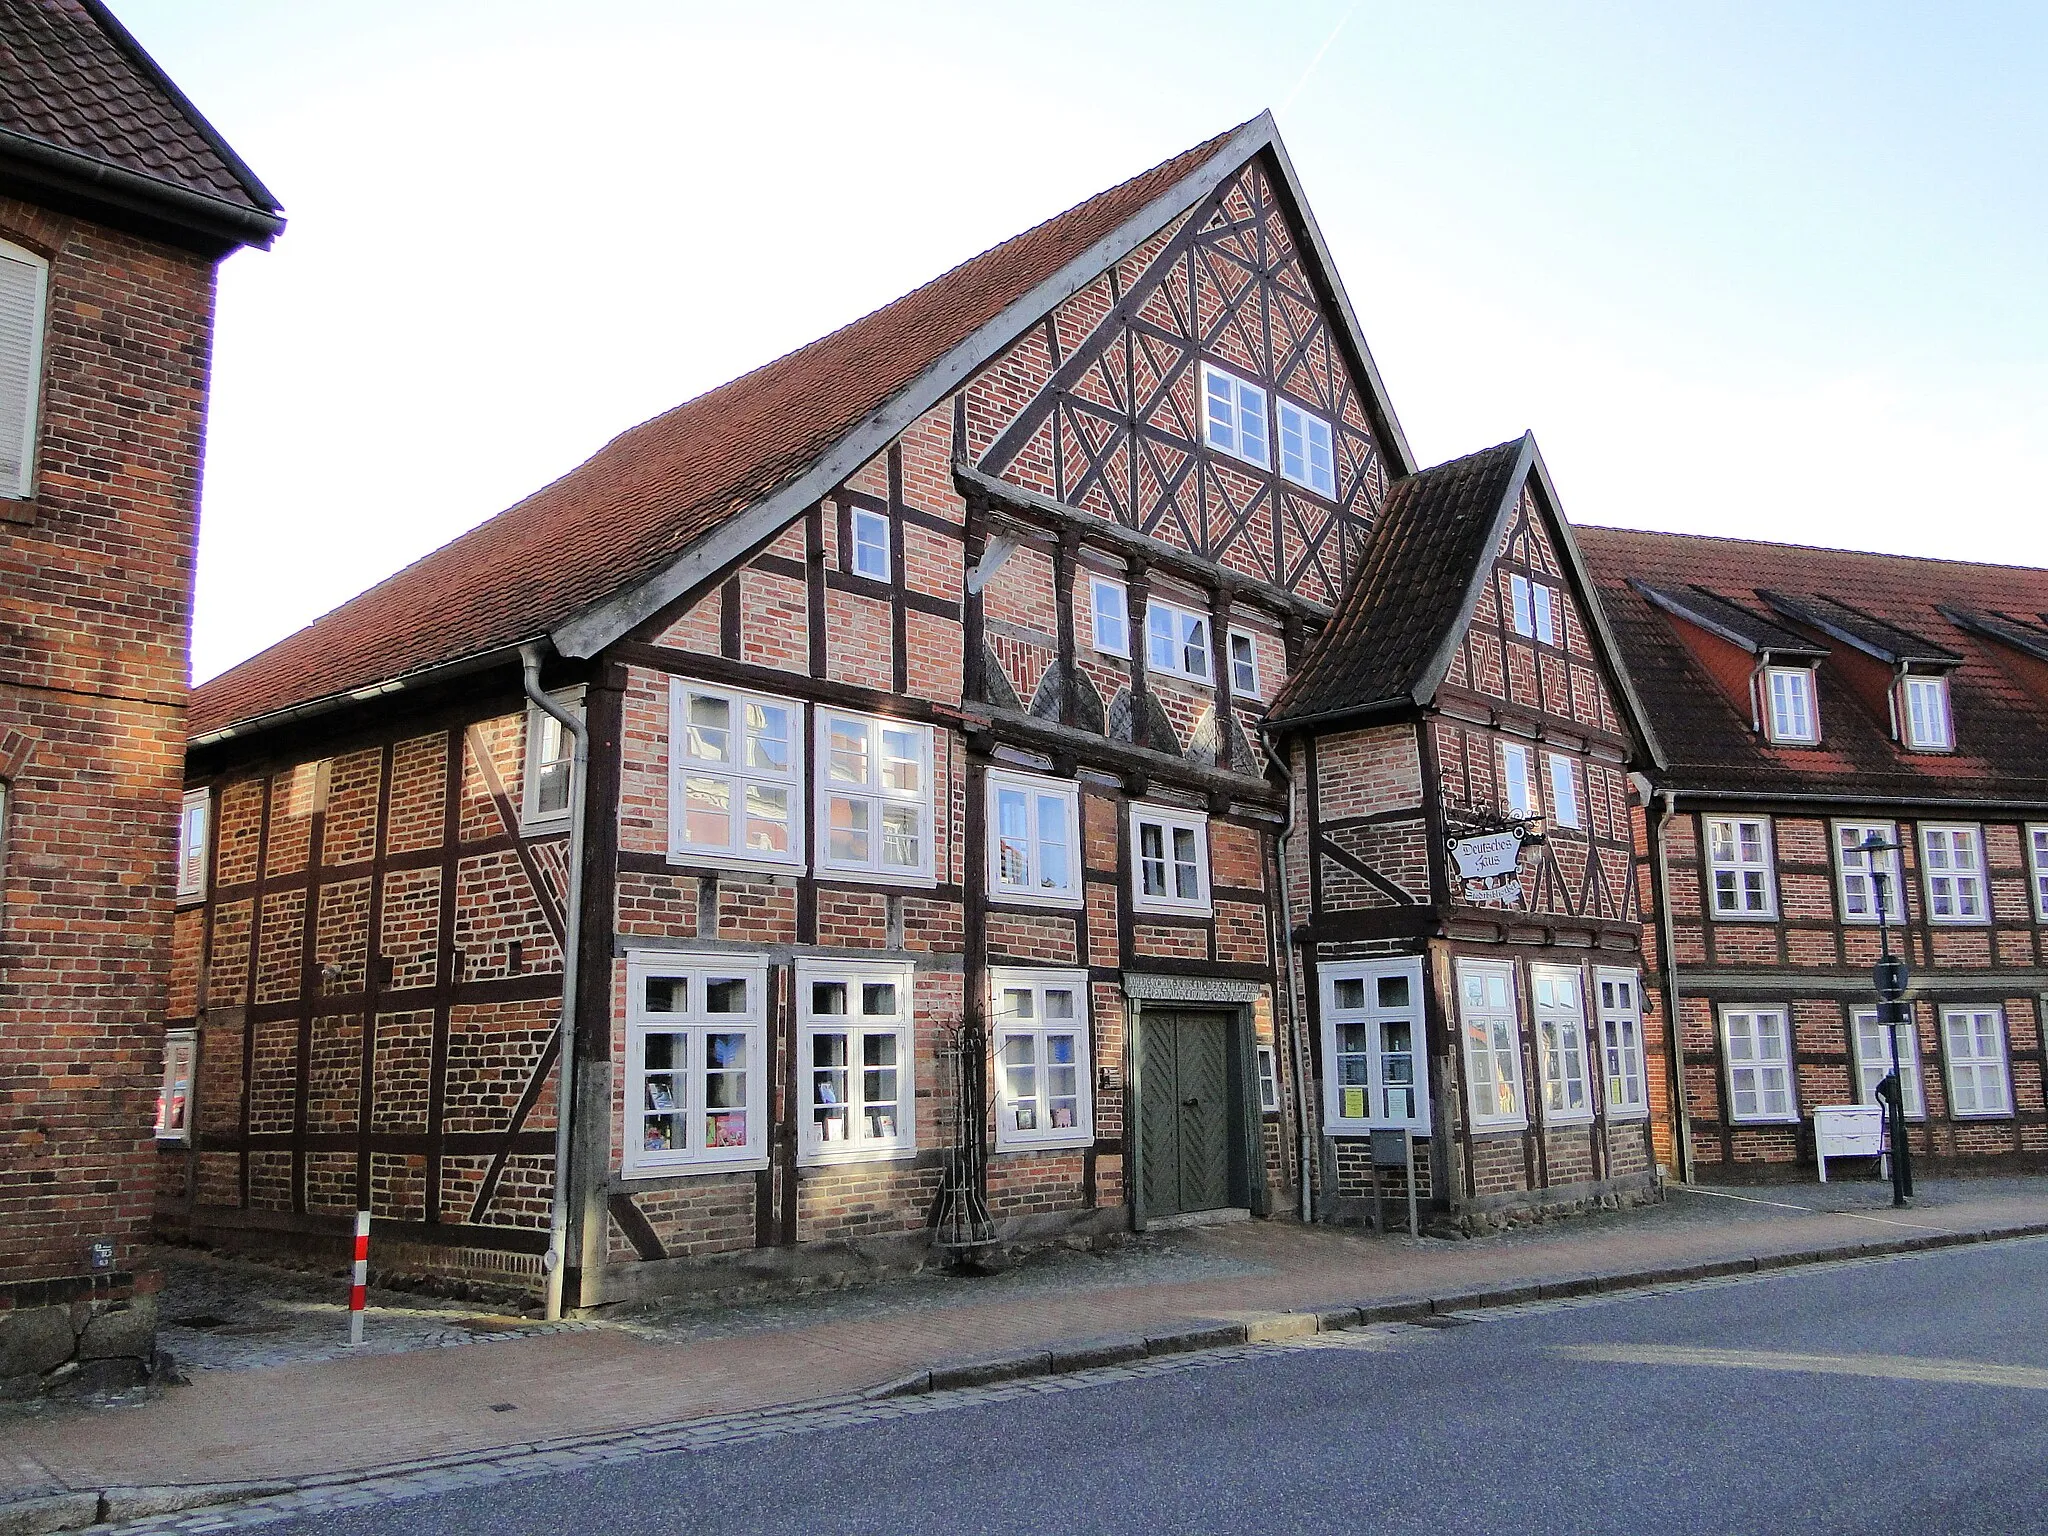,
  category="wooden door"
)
[1139,1009,1234,1217]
